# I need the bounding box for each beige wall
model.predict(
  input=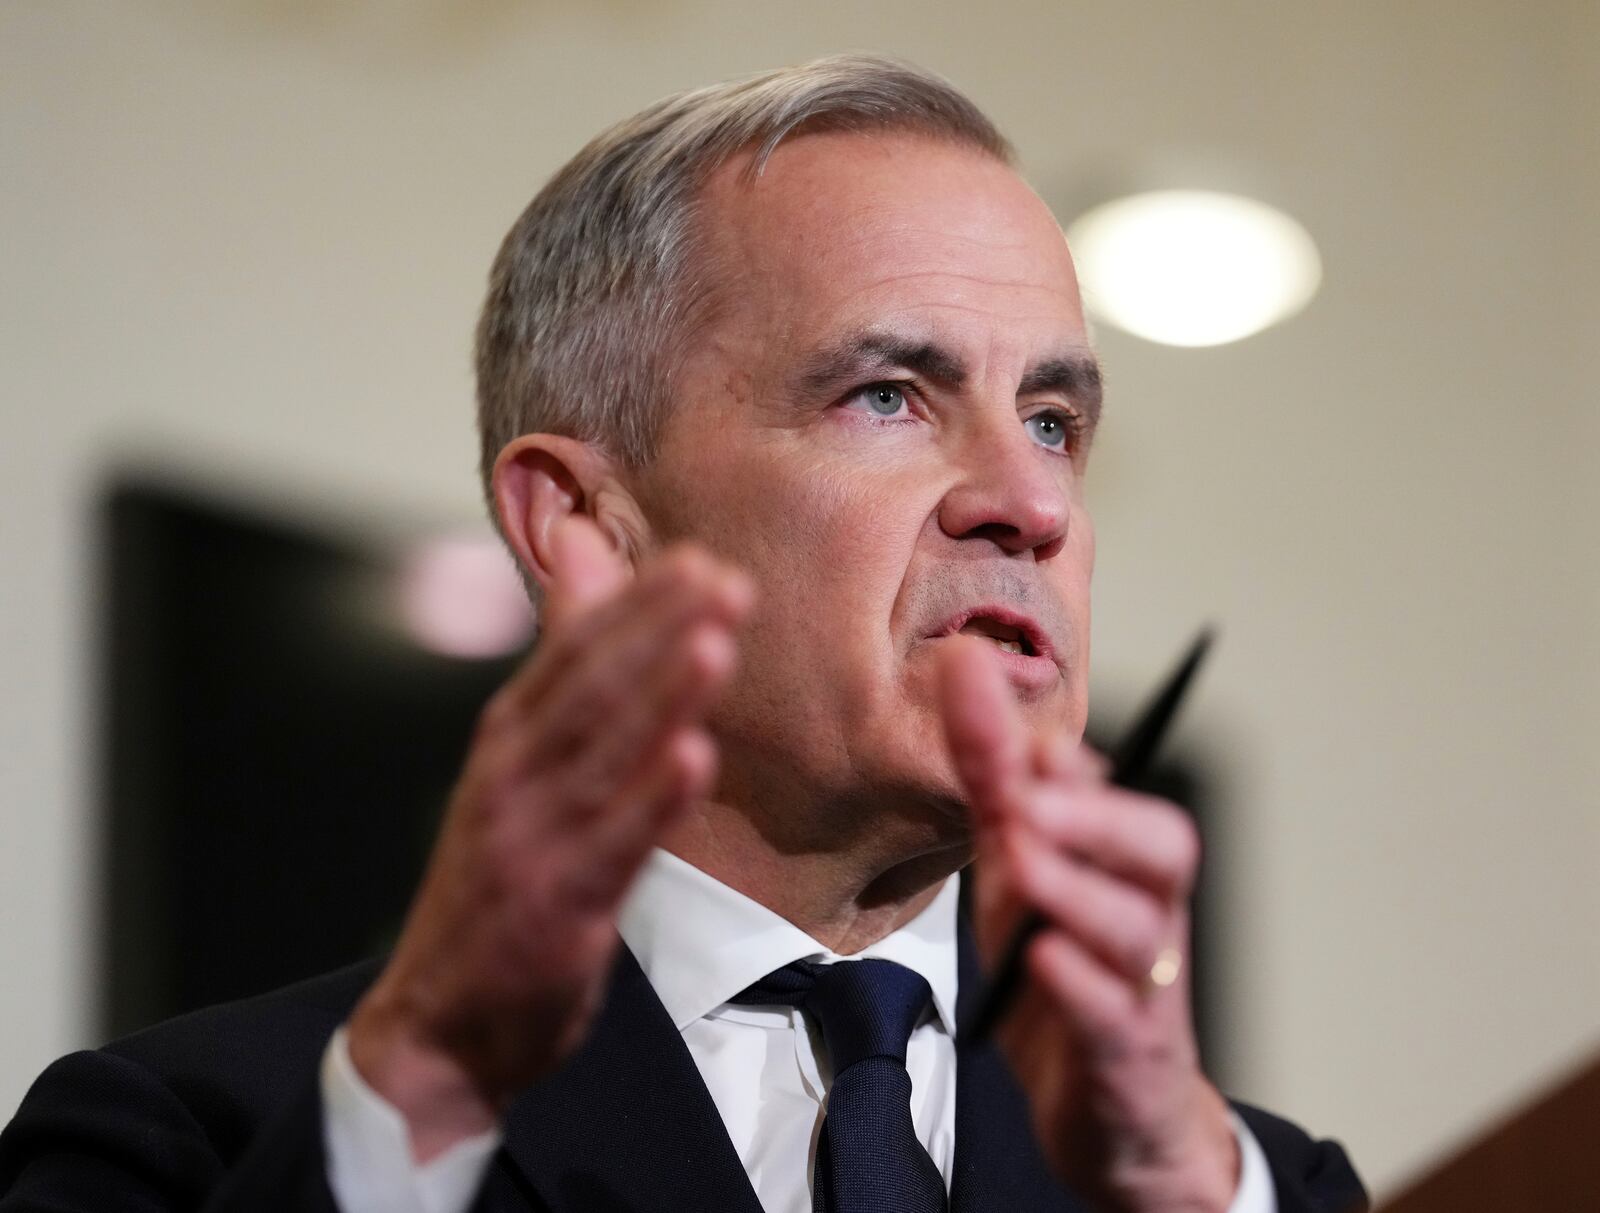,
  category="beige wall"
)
[1569,0,1600,926]
[2,2,1595,1196]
